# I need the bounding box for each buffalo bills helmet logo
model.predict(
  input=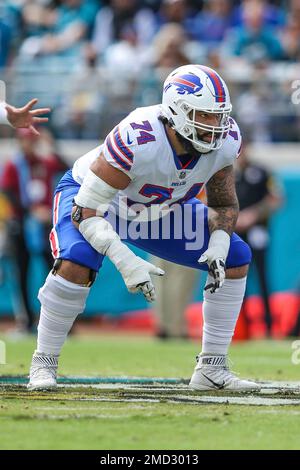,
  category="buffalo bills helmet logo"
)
[164,73,203,96]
